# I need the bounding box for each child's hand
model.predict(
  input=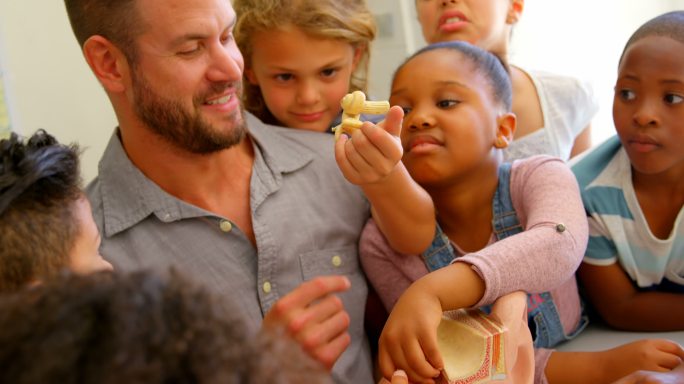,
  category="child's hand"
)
[335,105,404,186]
[611,362,684,384]
[490,291,535,383]
[378,279,444,384]
[599,339,684,382]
